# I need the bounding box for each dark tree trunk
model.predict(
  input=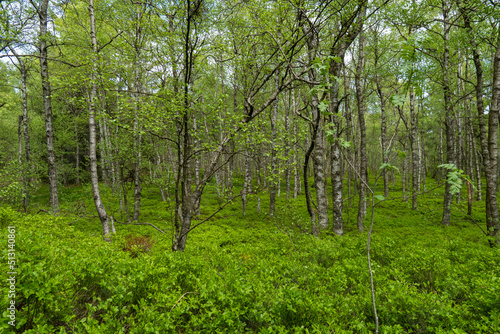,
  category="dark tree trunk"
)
[460,0,499,241]
[485,33,500,242]
[376,68,389,198]
[355,29,367,232]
